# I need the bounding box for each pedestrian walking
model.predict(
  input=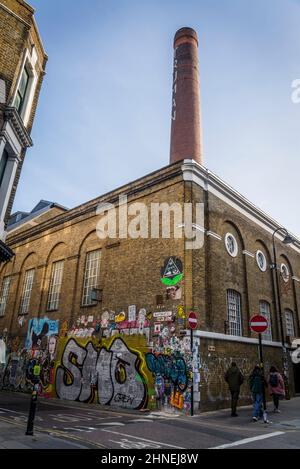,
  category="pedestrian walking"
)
[249,365,267,422]
[224,362,244,417]
[268,366,285,413]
